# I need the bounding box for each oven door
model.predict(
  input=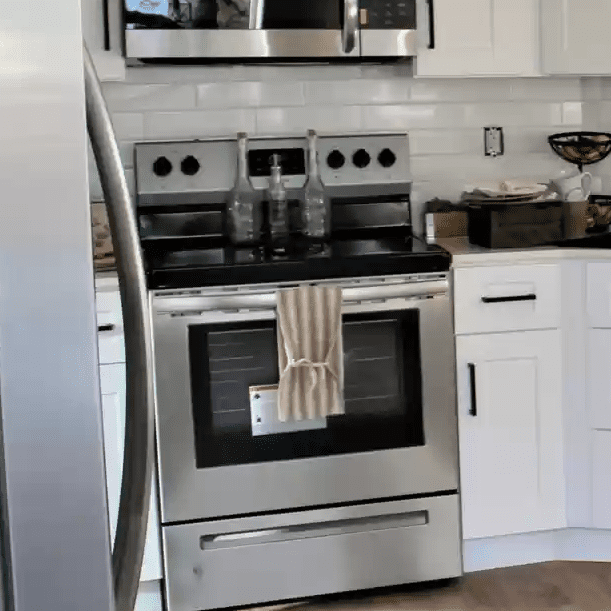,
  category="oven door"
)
[151,273,458,524]
[125,0,360,59]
